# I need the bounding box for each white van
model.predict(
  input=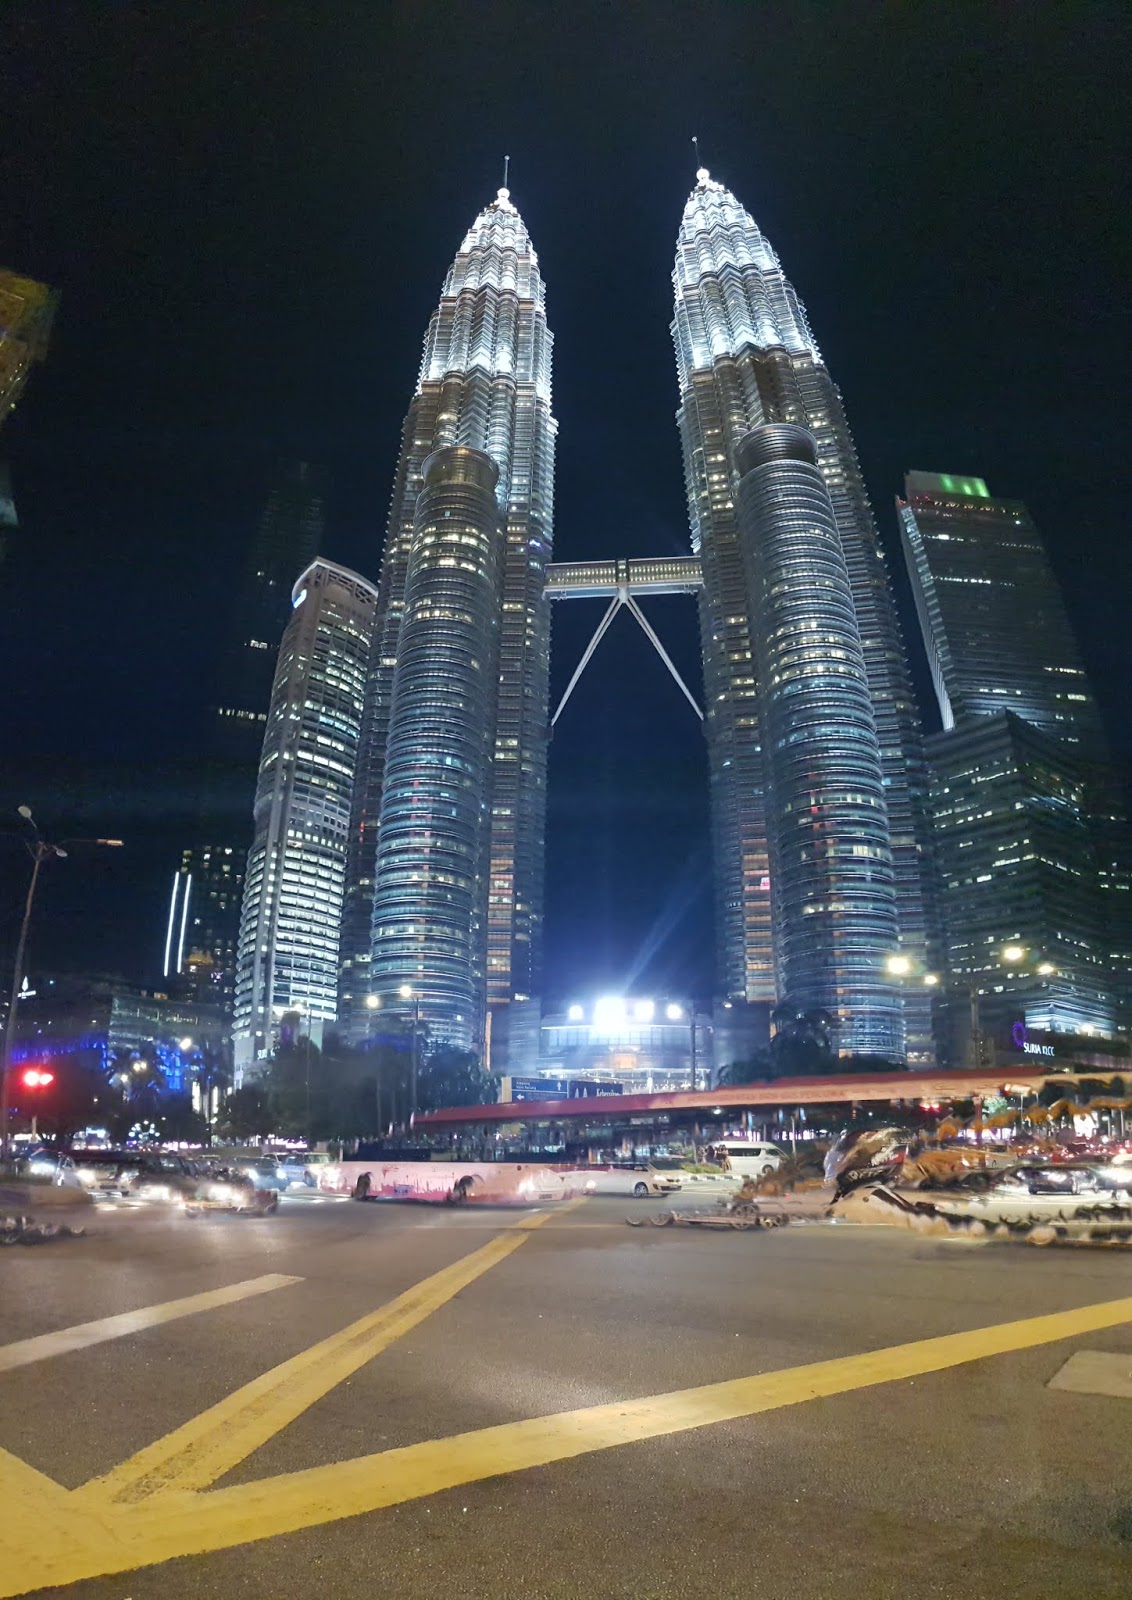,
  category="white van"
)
[712,1141,786,1179]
